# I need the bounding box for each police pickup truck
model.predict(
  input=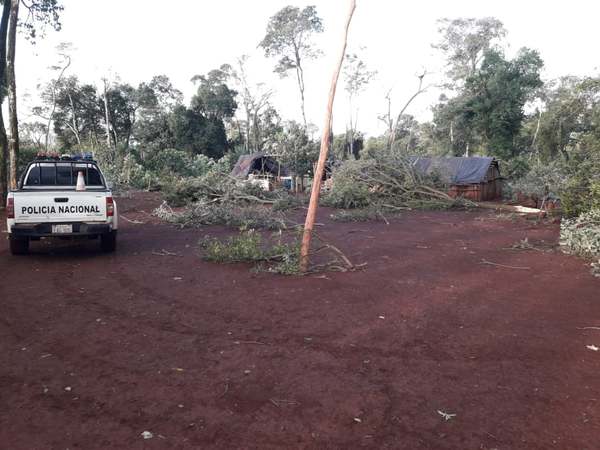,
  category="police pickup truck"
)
[5,156,118,255]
